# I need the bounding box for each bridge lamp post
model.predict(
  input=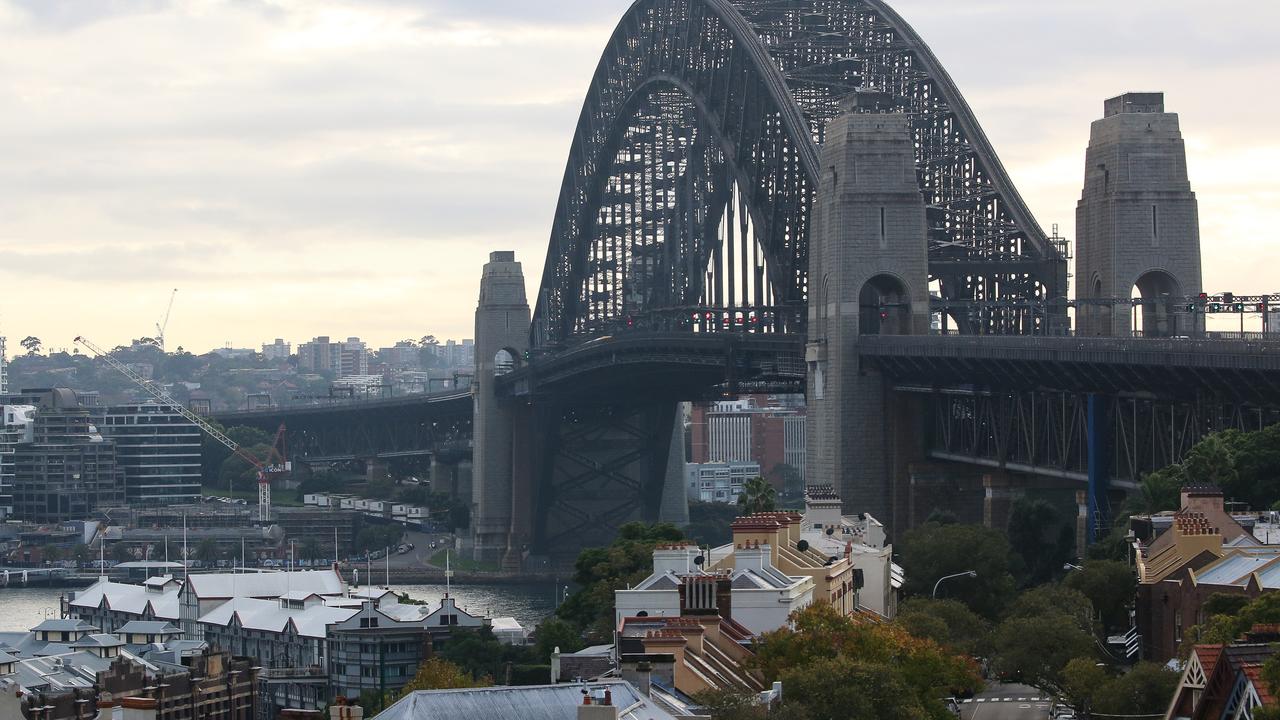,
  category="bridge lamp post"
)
[932,570,977,599]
